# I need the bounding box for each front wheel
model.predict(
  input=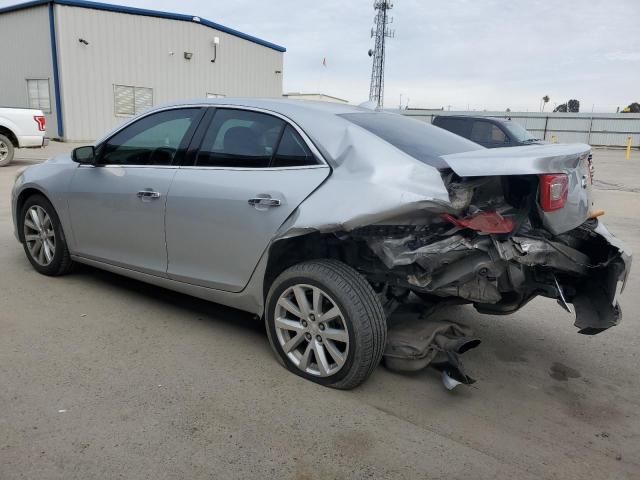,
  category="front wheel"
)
[20,194,74,276]
[265,259,387,389]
